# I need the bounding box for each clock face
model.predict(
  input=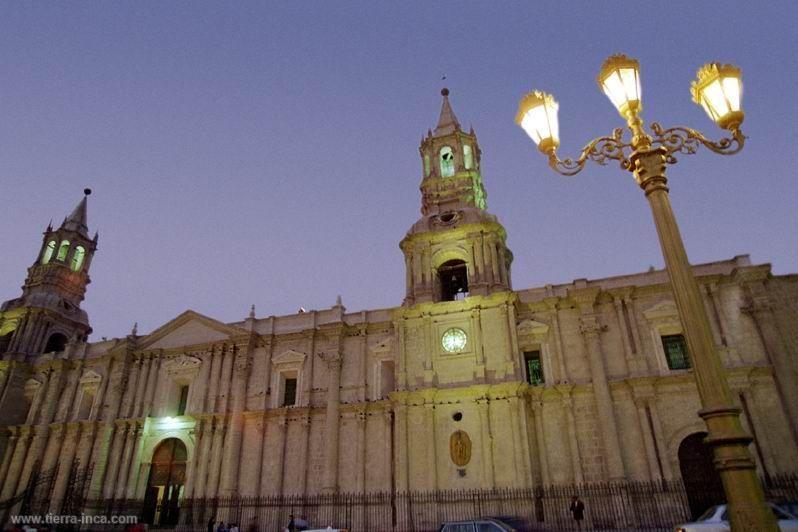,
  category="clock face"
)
[441,327,468,353]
